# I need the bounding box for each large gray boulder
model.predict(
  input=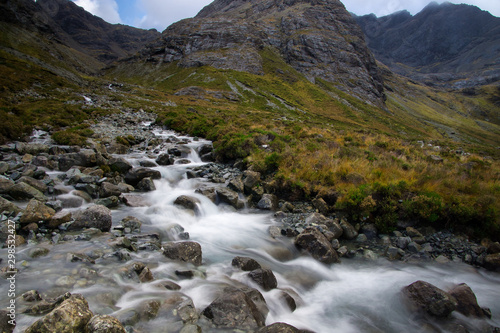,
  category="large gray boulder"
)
[25,294,93,333]
[248,268,278,291]
[257,194,279,211]
[448,283,486,318]
[295,227,340,264]
[69,205,112,231]
[108,157,133,174]
[201,287,266,330]
[124,167,161,186]
[163,241,202,265]
[401,280,457,318]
